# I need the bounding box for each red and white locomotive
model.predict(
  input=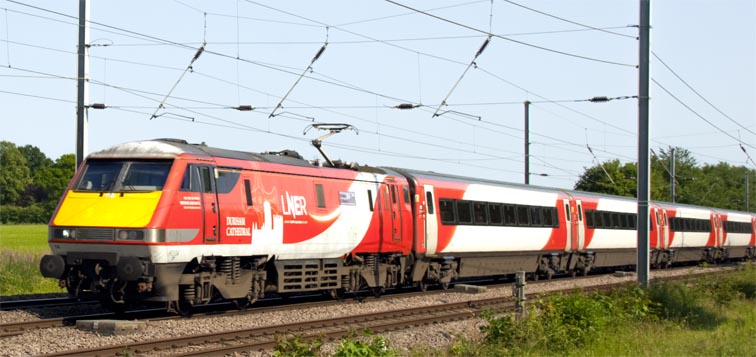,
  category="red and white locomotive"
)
[40,139,756,312]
